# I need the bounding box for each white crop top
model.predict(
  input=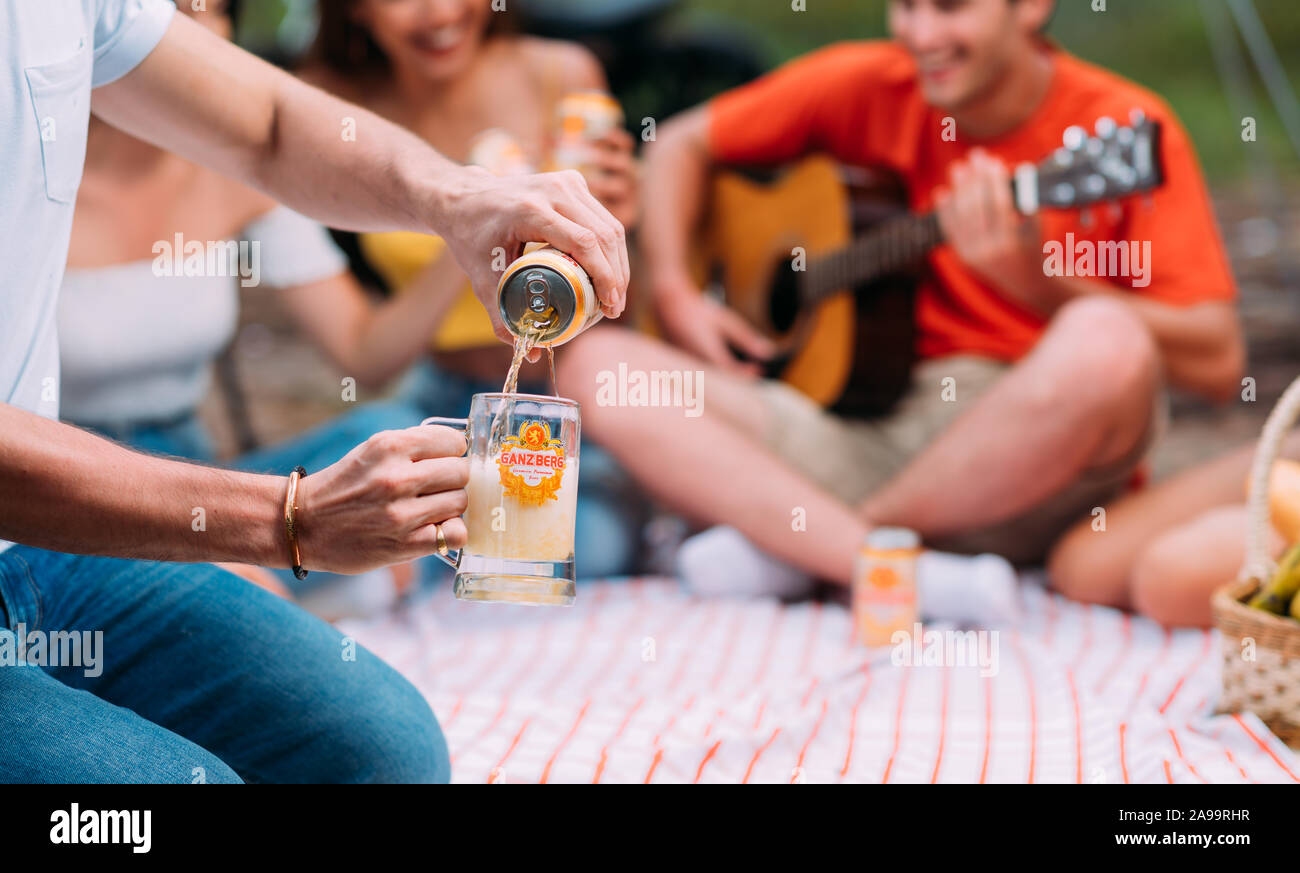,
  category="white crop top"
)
[58,206,348,427]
